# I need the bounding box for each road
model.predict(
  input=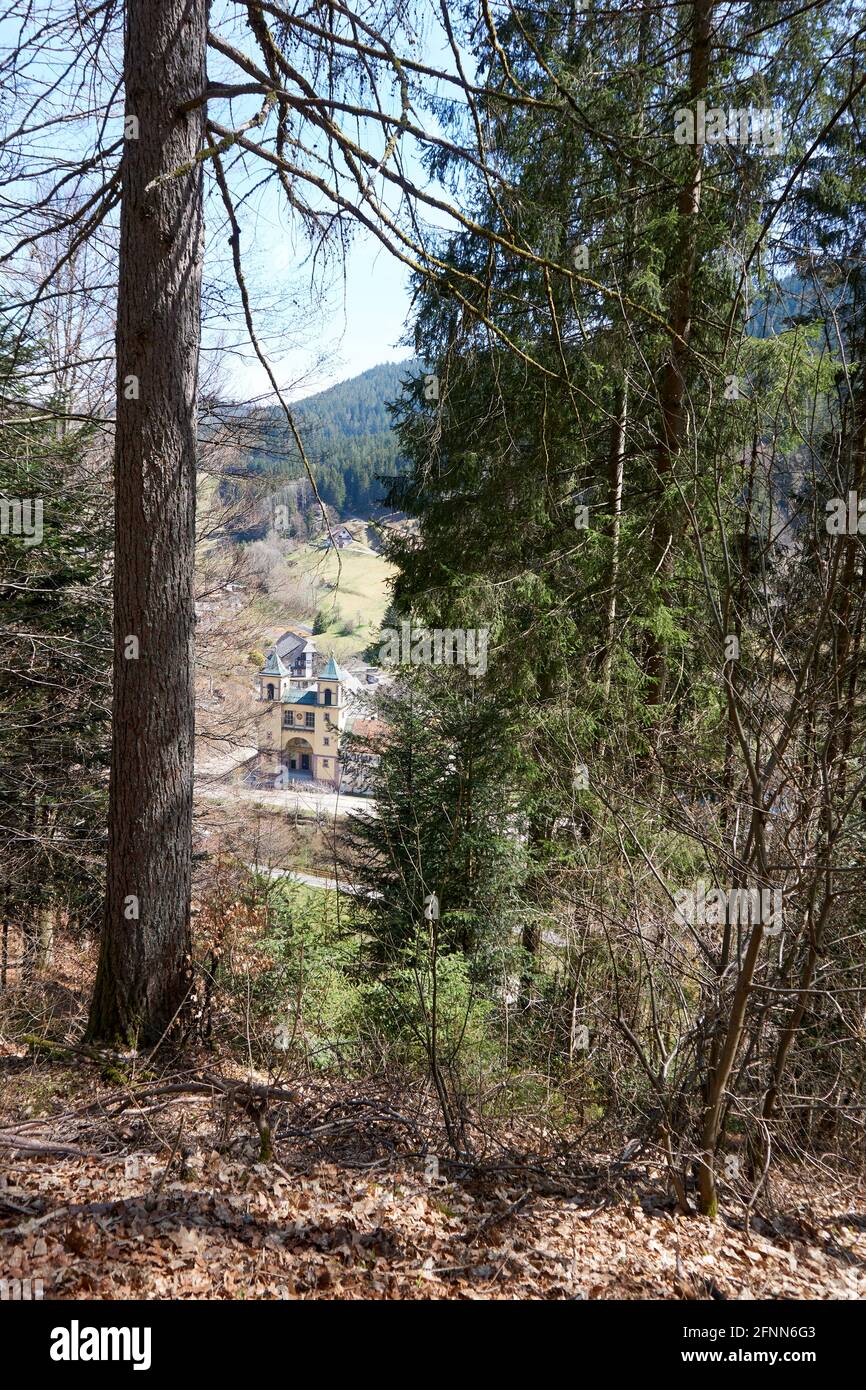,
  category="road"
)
[246,866,561,932]
[247,864,380,899]
[194,778,376,819]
